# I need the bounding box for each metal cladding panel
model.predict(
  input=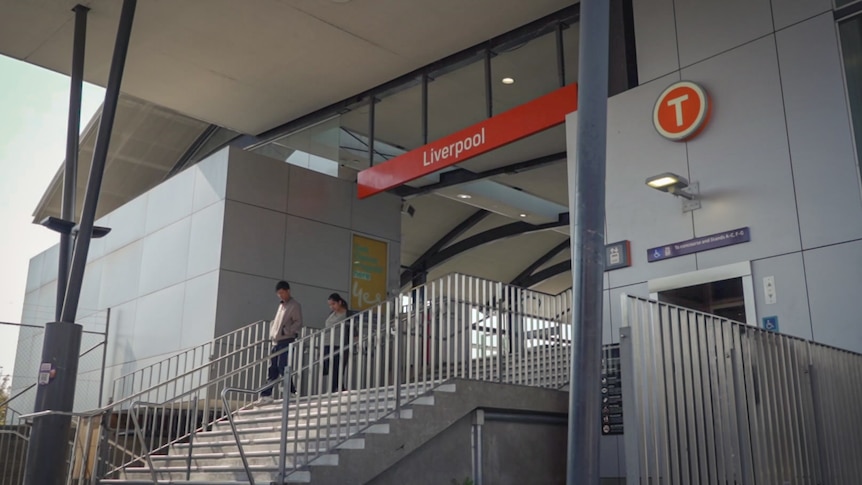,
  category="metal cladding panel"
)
[685,36,802,267]
[674,0,773,68]
[631,0,679,83]
[771,0,831,30]
[776,13,862,249]
[803,239,862,354]
[751,252,813,340]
